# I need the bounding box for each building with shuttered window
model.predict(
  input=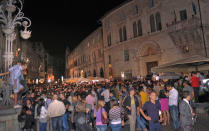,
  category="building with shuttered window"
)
[66,0,209,79]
